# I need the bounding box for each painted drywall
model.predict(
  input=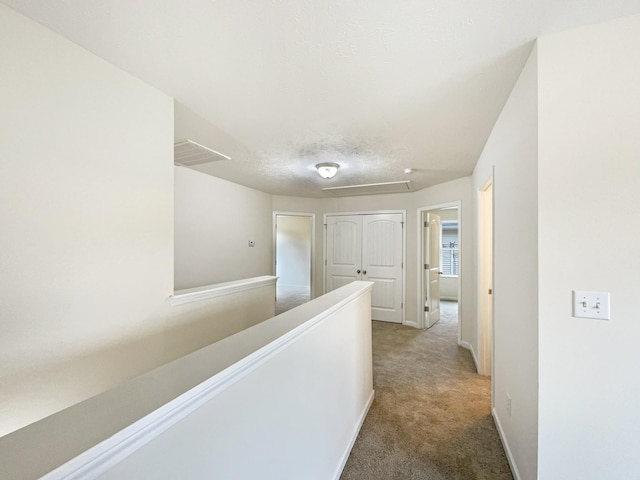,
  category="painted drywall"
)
[0,7,275,437]
[440,277,458,301]
[0,5,172,435]
[472,44,538,479]
[0,281,351,479]
[276,215,312,287]
[174,167,273,289]
[537,15,640,479]
[96,284,374,480]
